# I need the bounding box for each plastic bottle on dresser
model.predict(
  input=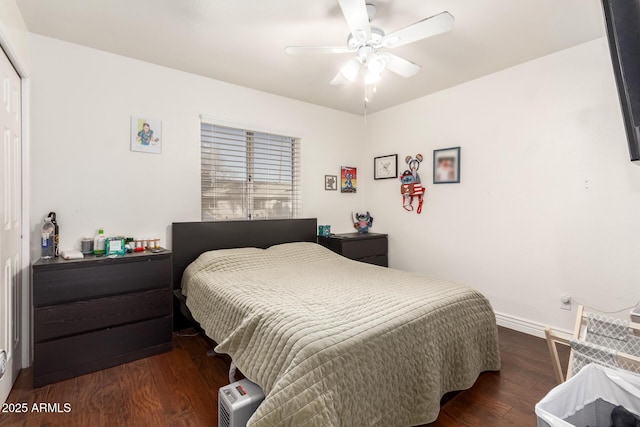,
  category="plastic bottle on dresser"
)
[94,229,106,256]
